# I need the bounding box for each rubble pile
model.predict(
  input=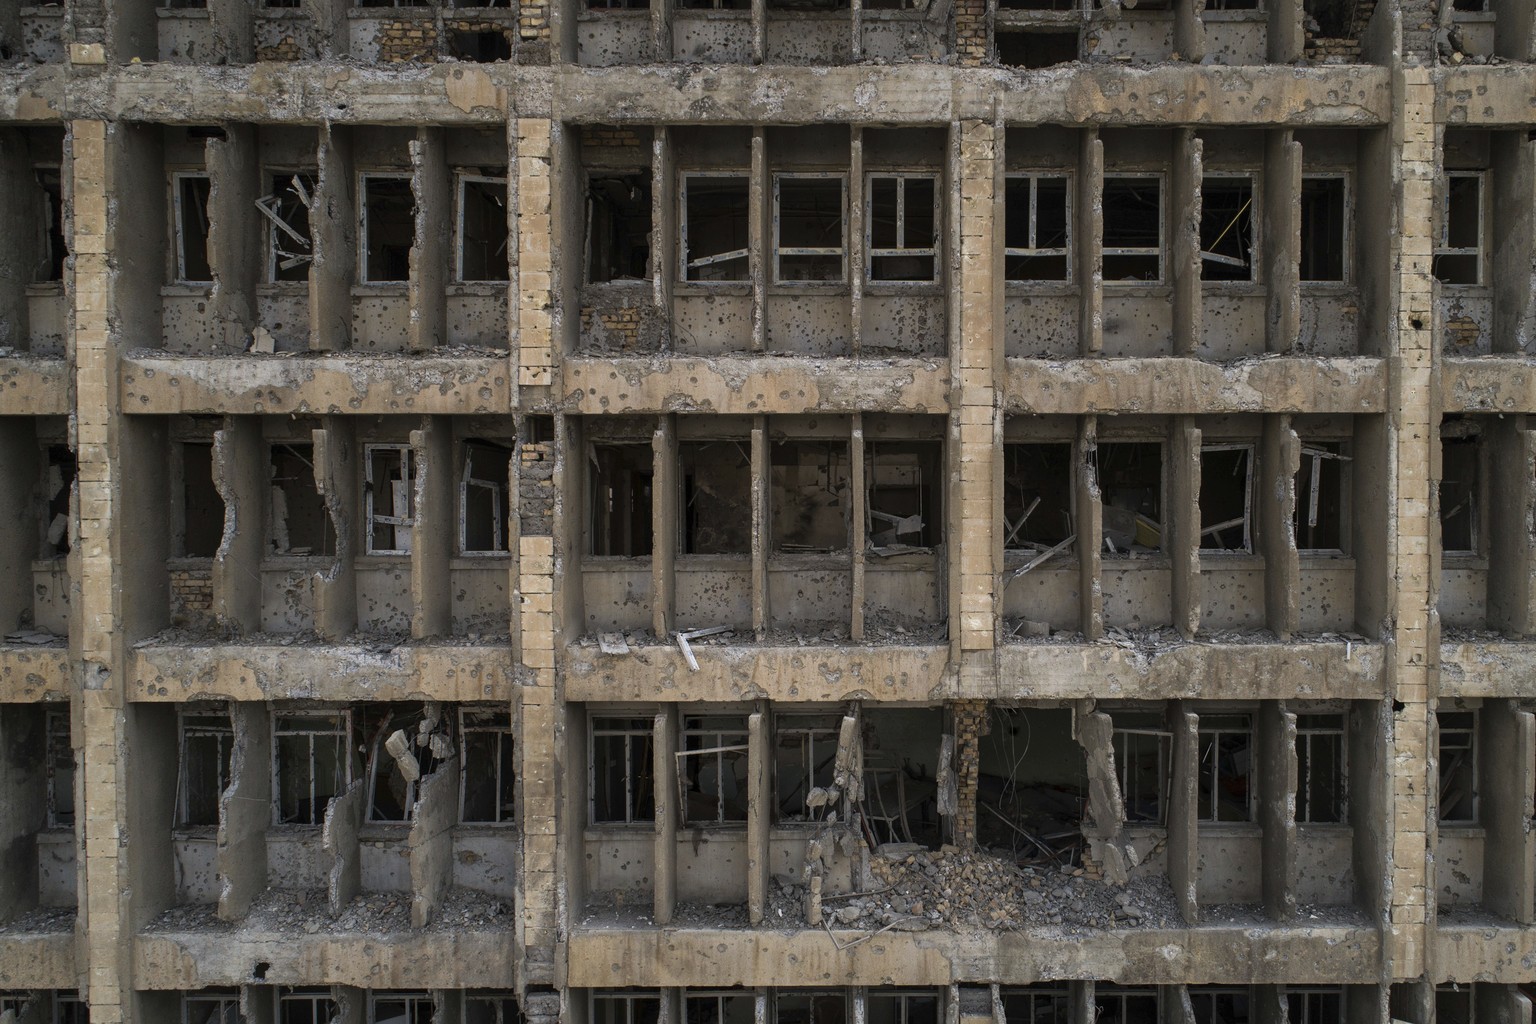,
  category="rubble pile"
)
[146,888,510,935]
